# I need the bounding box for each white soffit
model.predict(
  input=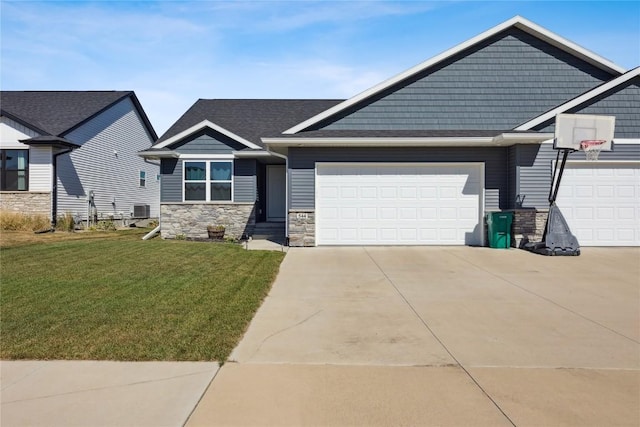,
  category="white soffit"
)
[154,120,261,150]
[283,16,626,135]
